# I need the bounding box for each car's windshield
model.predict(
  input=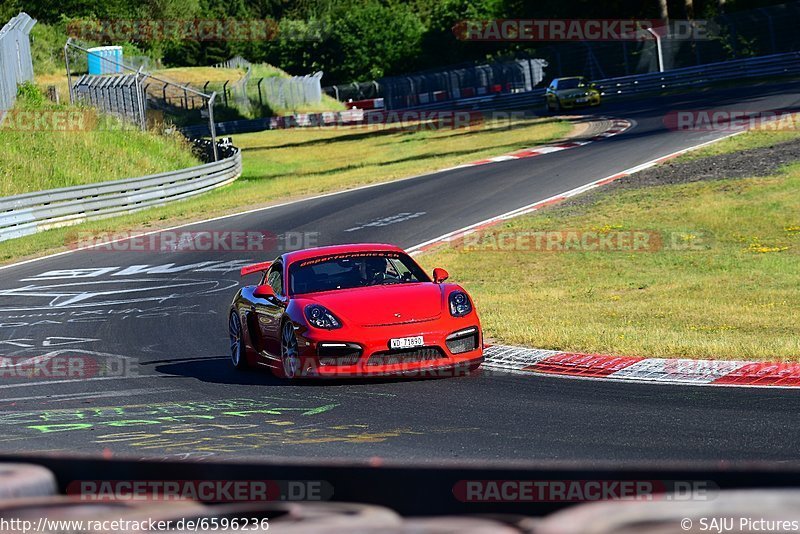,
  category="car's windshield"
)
[557,78,585,89]
[289,252,429,294]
